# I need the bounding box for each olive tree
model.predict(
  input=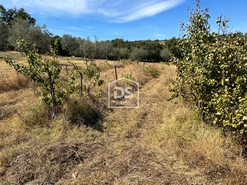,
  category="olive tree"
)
[130,47,148,62]
[61,34,80,56]
[0,23,8,50]
[160,48,172,62]
[97,40,113,60]
[8,18,51,53]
